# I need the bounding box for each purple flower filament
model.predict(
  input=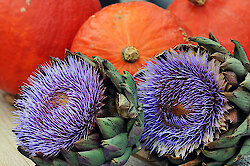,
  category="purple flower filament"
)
[14,55,105,158]
[137,49,227,158]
